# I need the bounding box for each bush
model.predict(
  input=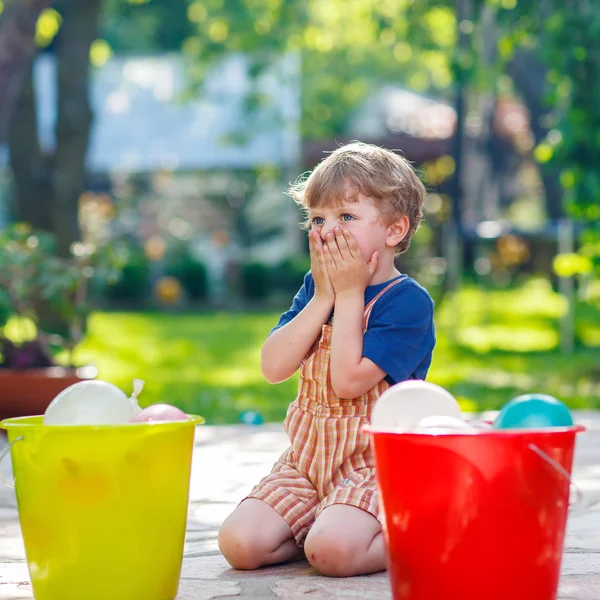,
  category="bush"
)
[166,255,209,300]
[273,254,311,294]
[0,223,126,367]
[0,287,12,329]
[240,262,272,300]
[106,250,151,301]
